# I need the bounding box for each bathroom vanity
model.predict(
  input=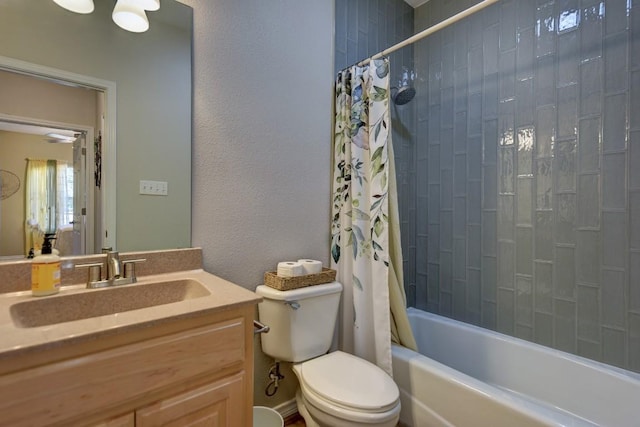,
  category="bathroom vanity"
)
[0,249,260,427]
